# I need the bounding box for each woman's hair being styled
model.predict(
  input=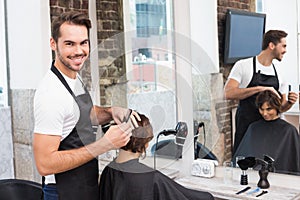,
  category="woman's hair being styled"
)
[121,114,153,155]
[256,90,282,114]
[51,11,91,42]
